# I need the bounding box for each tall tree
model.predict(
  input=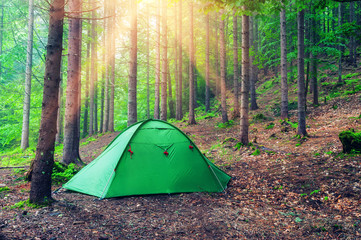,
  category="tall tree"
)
[82,29,91,138]
[337,3,343,83]
[297,9,307,136]
[108,0,115,131]
[232,11,239,118]
[29,0,64,204]
[174,2,178,118]
[176,0,183,120]
[103,0,109,132]
[154,0,160,119]
[240,11,250,145]
[146,3,150,119]
[310,8,318,106]
[249,16,258,110]
[349,2,356,67]
[280,7,288,120]
[20,0,35,150]
[215,14,220,96]
[89,0,98,135]
[160,0,167,121]
[205,13,210,113]
[62,0,83,165]
[188,1,196,125]
[219,10,228,123]
[128,0,138,126]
